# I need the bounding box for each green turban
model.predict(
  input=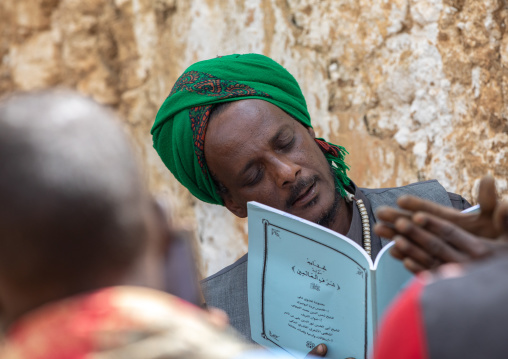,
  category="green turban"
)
[151,53,349,205]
